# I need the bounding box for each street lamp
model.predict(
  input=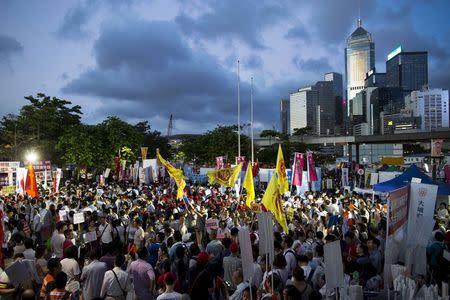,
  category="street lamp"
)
[25,151,38,163]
